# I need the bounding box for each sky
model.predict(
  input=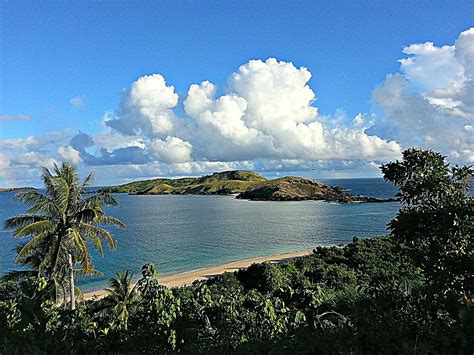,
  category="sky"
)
[0,1,473,187]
